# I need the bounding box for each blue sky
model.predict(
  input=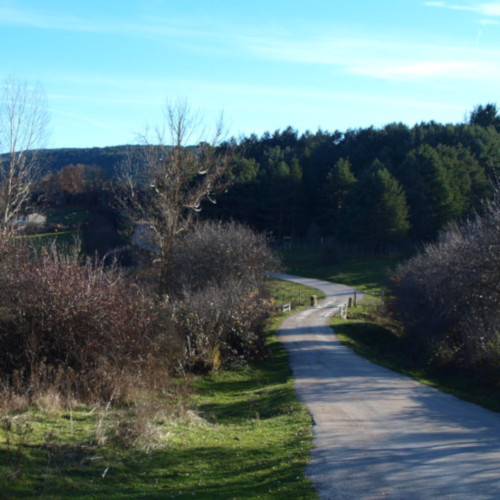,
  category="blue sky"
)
[1,0,499,149]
